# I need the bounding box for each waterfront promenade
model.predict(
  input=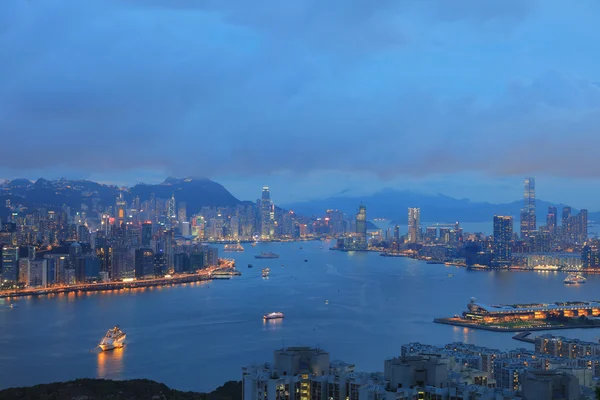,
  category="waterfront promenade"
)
[0,260,238,299]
